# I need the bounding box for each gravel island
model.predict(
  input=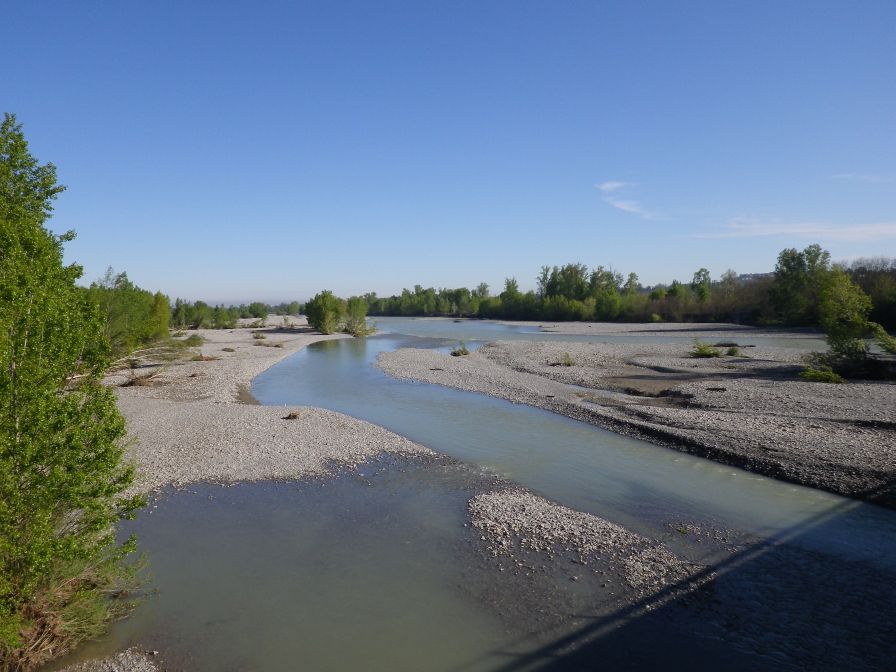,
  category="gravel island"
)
[378,323,896,508]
